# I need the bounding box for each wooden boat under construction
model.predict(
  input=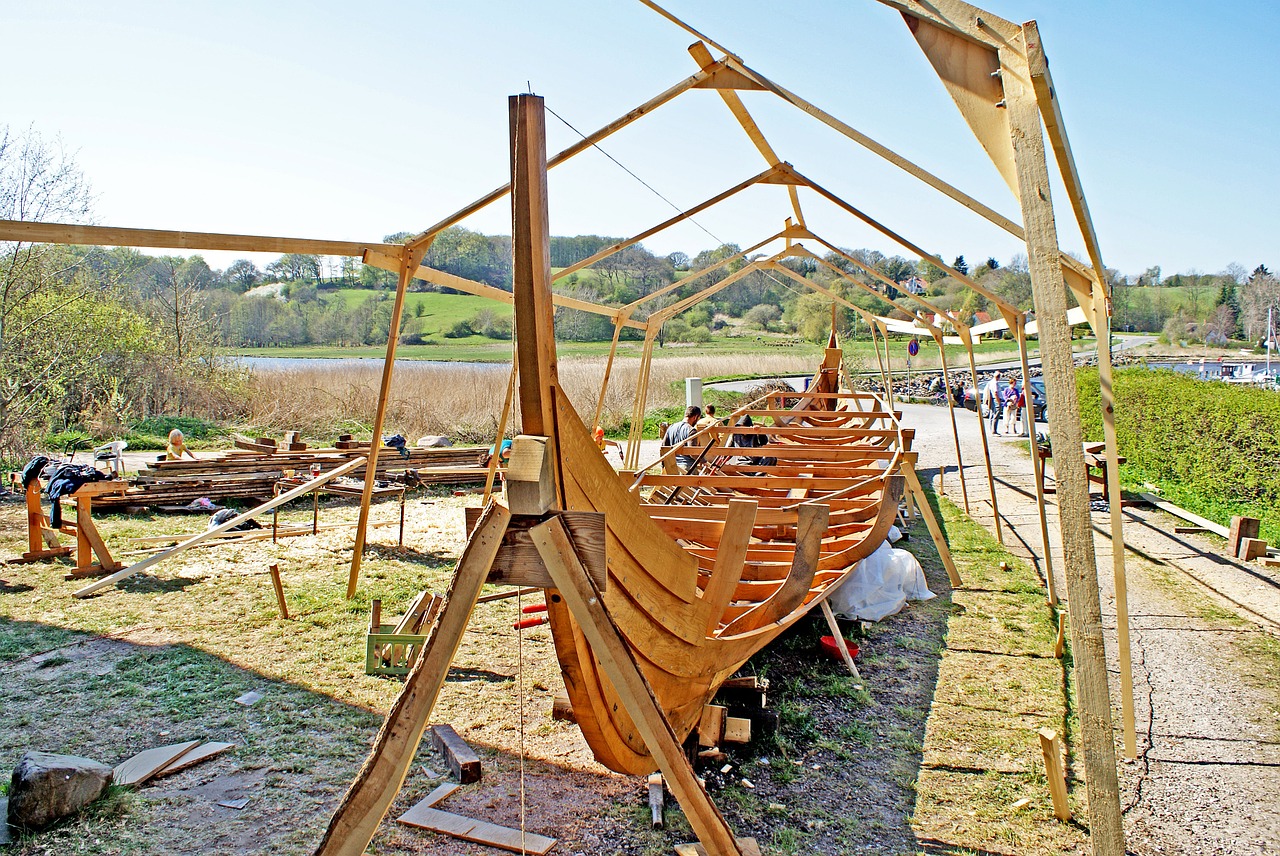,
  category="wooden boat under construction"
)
[542,335,906,774]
